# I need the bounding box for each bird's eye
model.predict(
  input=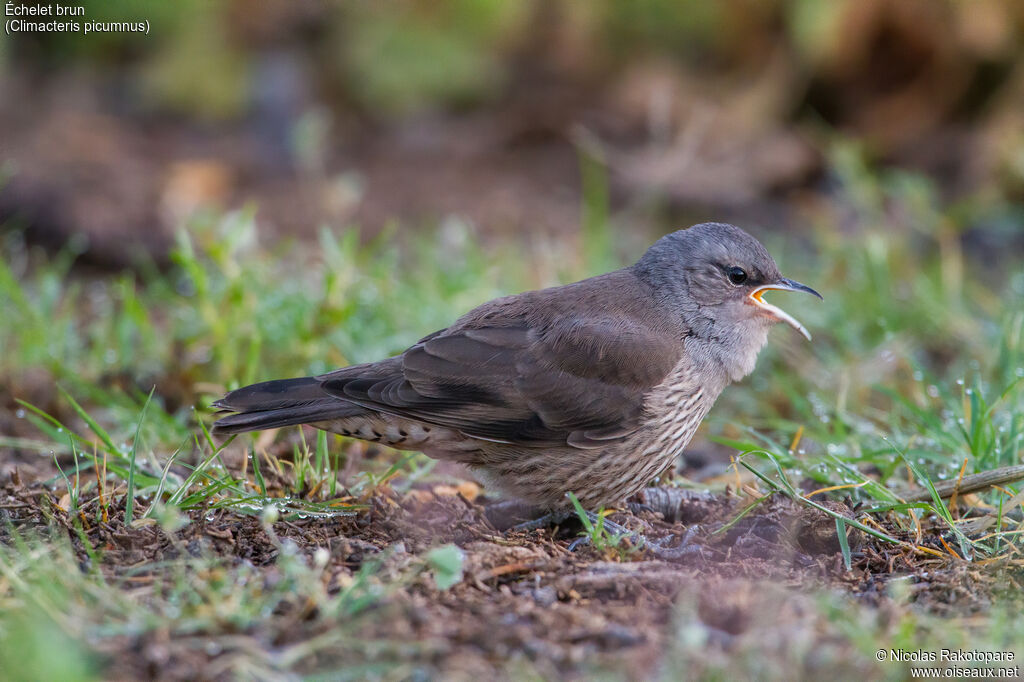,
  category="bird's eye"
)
[727,267,748,285]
